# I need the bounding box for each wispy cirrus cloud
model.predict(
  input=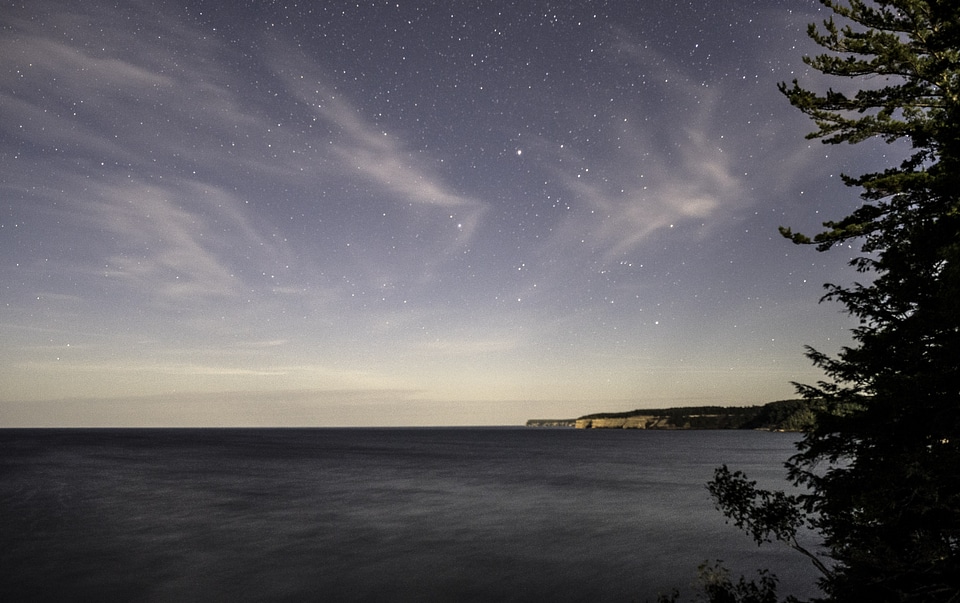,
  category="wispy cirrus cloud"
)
[84,179,278,301]
[4,2,488,305]
[268,46,489,241]
[553,127,739,261]
[530,113,743,275]
[1,3,300,307]
[530,33,754,267]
